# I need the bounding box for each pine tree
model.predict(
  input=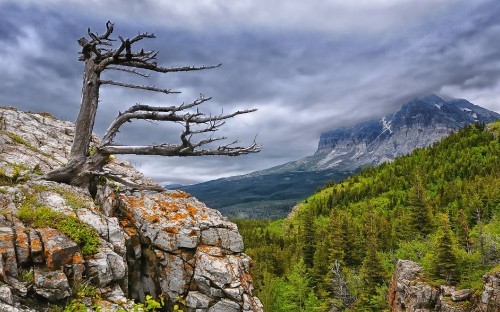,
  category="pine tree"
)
[302,209,316,268]
[355,213,388,311]
[408,173,432,237]
[429,213,460,285]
